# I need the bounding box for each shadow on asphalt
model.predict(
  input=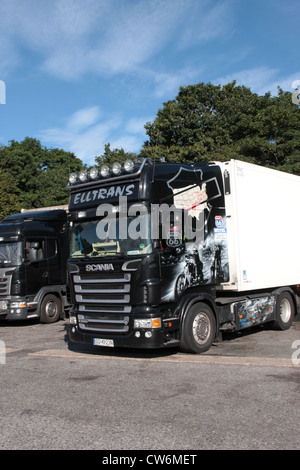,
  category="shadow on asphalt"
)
[63,322,182,359]
[63,314,300,360]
